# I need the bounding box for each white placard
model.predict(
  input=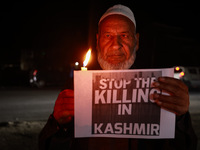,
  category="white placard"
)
[74,68,175,139]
